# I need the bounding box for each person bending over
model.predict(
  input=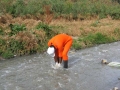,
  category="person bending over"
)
[47,33,73,68]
